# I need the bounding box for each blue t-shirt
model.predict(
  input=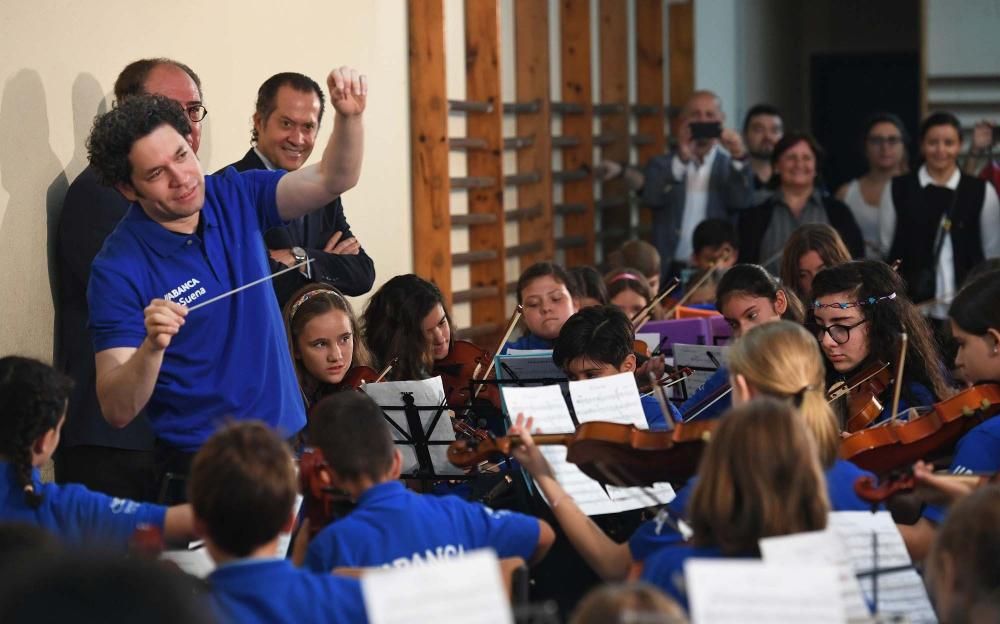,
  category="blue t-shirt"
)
[209,559,367,624]
[640,394,683,430]
[923,416,1000,524]
[305,481,540,571]
[641,544,728,610]
[0,462,165,548]
[87,168,305,451]
[502,334,553,353]
[678,367,731,421]
[628,459,877,562]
